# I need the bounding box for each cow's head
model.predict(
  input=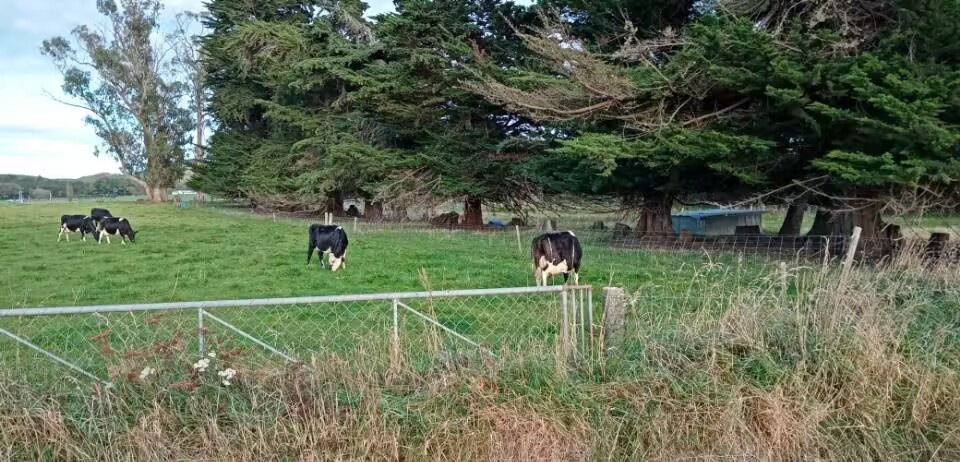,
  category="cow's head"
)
[81,217,98,235]
[129,229,137,242]
[330,253,345,272]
